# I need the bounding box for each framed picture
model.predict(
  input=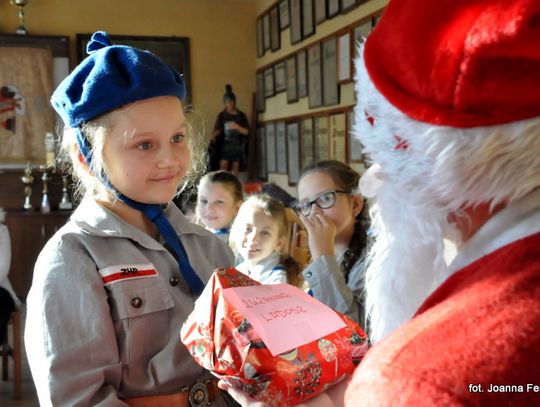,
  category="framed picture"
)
[338,31,351,82]
[329,113,347,162]
[76,33,192,105]
[274,61,287,93]
[314,115,329,162]
[264,67,275,97]
[315,0,327,25]
[265,122,277,173]
[275,121,288,173]
[302,0,315,39]
[279,0,290,29]
[340,0,358,13]
[286,122,301,185]
[348,109,364,163]
[256,71,266,112]
[0,34,70,165]
[300,117,315,170]
[263,13,271,51]
[286,56,298,103]
[307,42,323,108]
[322,36,339,106]
[256,127,267,180]
[290,0,303,45]
[270,6,281,52]
[297,49,308,98]
[327,0,340,18]
[353,18,372,50]
[256,18,264,57]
